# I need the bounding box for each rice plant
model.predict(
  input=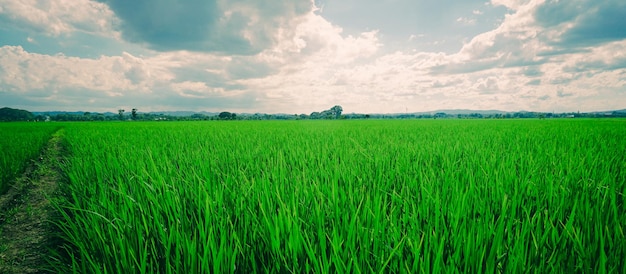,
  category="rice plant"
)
[53,119,626,273]
[0,122,60,194]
